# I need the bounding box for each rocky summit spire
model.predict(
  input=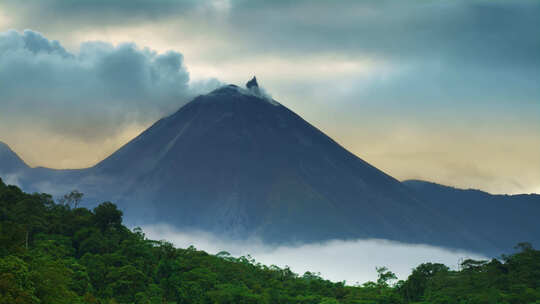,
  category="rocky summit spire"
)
[246,76,258,89]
